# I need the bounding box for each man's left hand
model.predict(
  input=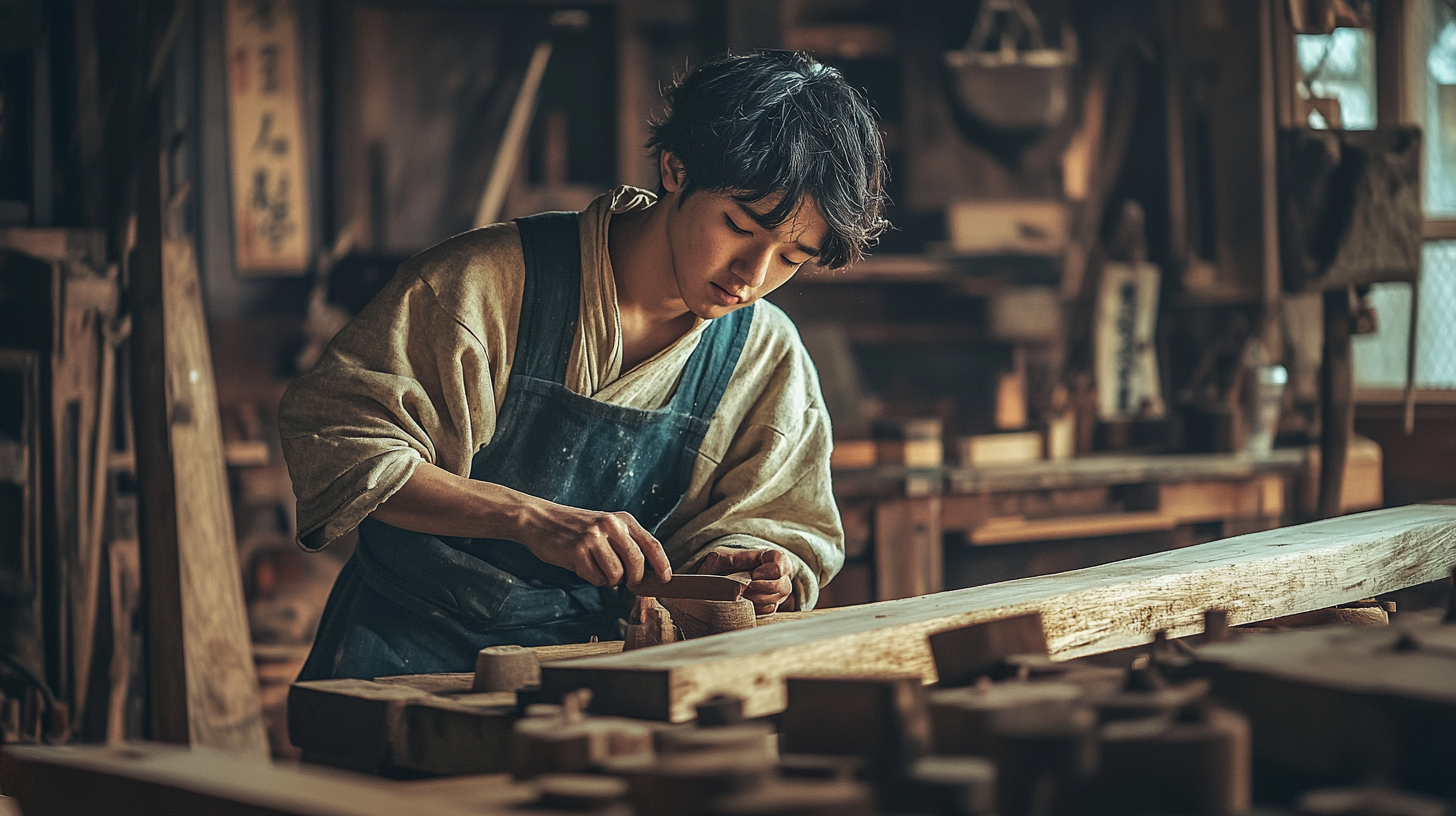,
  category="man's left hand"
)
[697,549,795,615]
